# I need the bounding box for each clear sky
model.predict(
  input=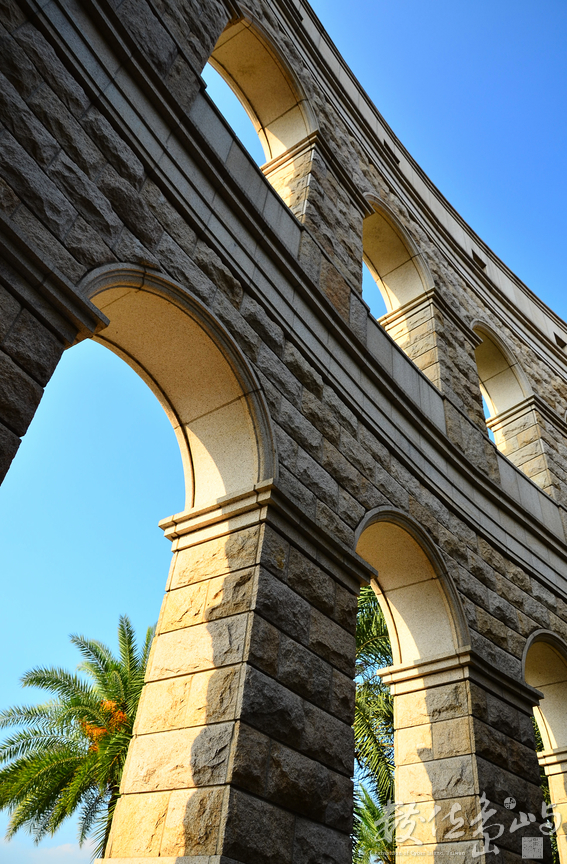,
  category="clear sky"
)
[1,1,566,859]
